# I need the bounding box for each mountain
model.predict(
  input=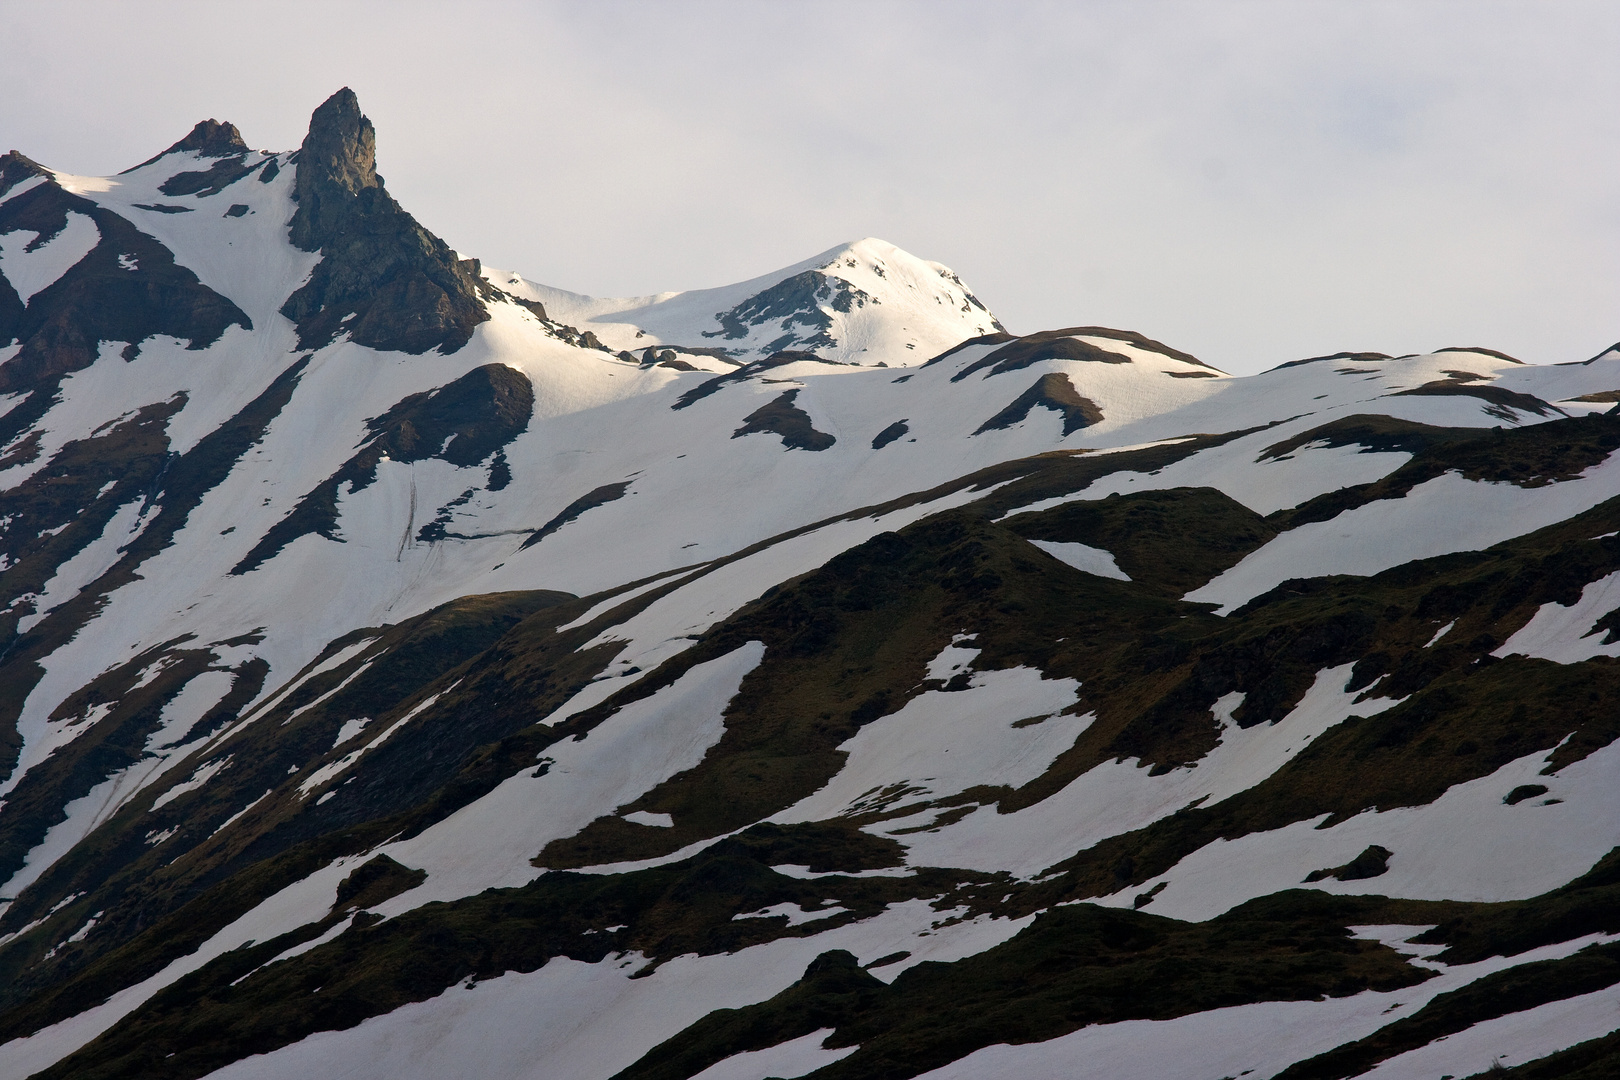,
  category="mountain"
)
[1,89,1619,1080]
[504,236,1004,366]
